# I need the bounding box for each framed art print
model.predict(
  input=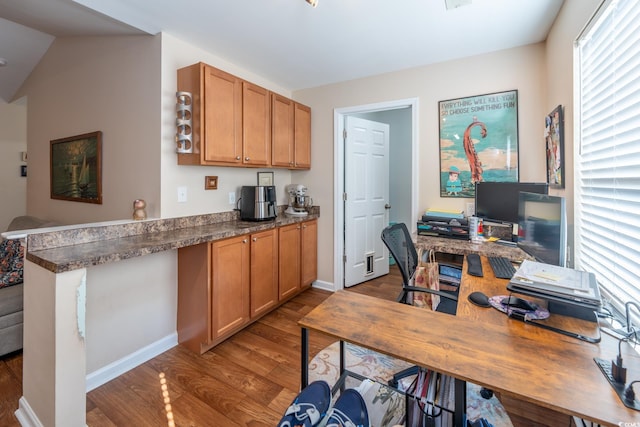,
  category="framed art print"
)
[439,90,519,198]
[50,131,103,204]
[545,105,565,188]
[257,171,274,186]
